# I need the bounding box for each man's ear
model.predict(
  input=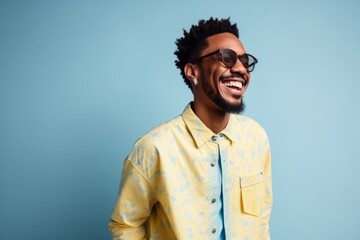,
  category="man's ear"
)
[184,63,199,80]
